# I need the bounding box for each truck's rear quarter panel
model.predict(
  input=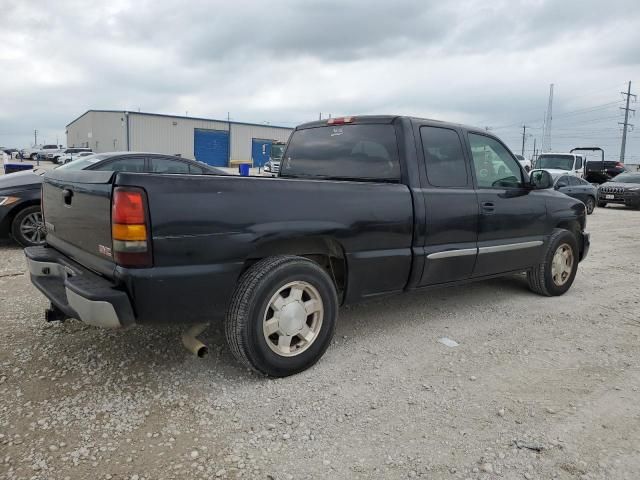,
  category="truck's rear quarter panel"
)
[114,173,414,323]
